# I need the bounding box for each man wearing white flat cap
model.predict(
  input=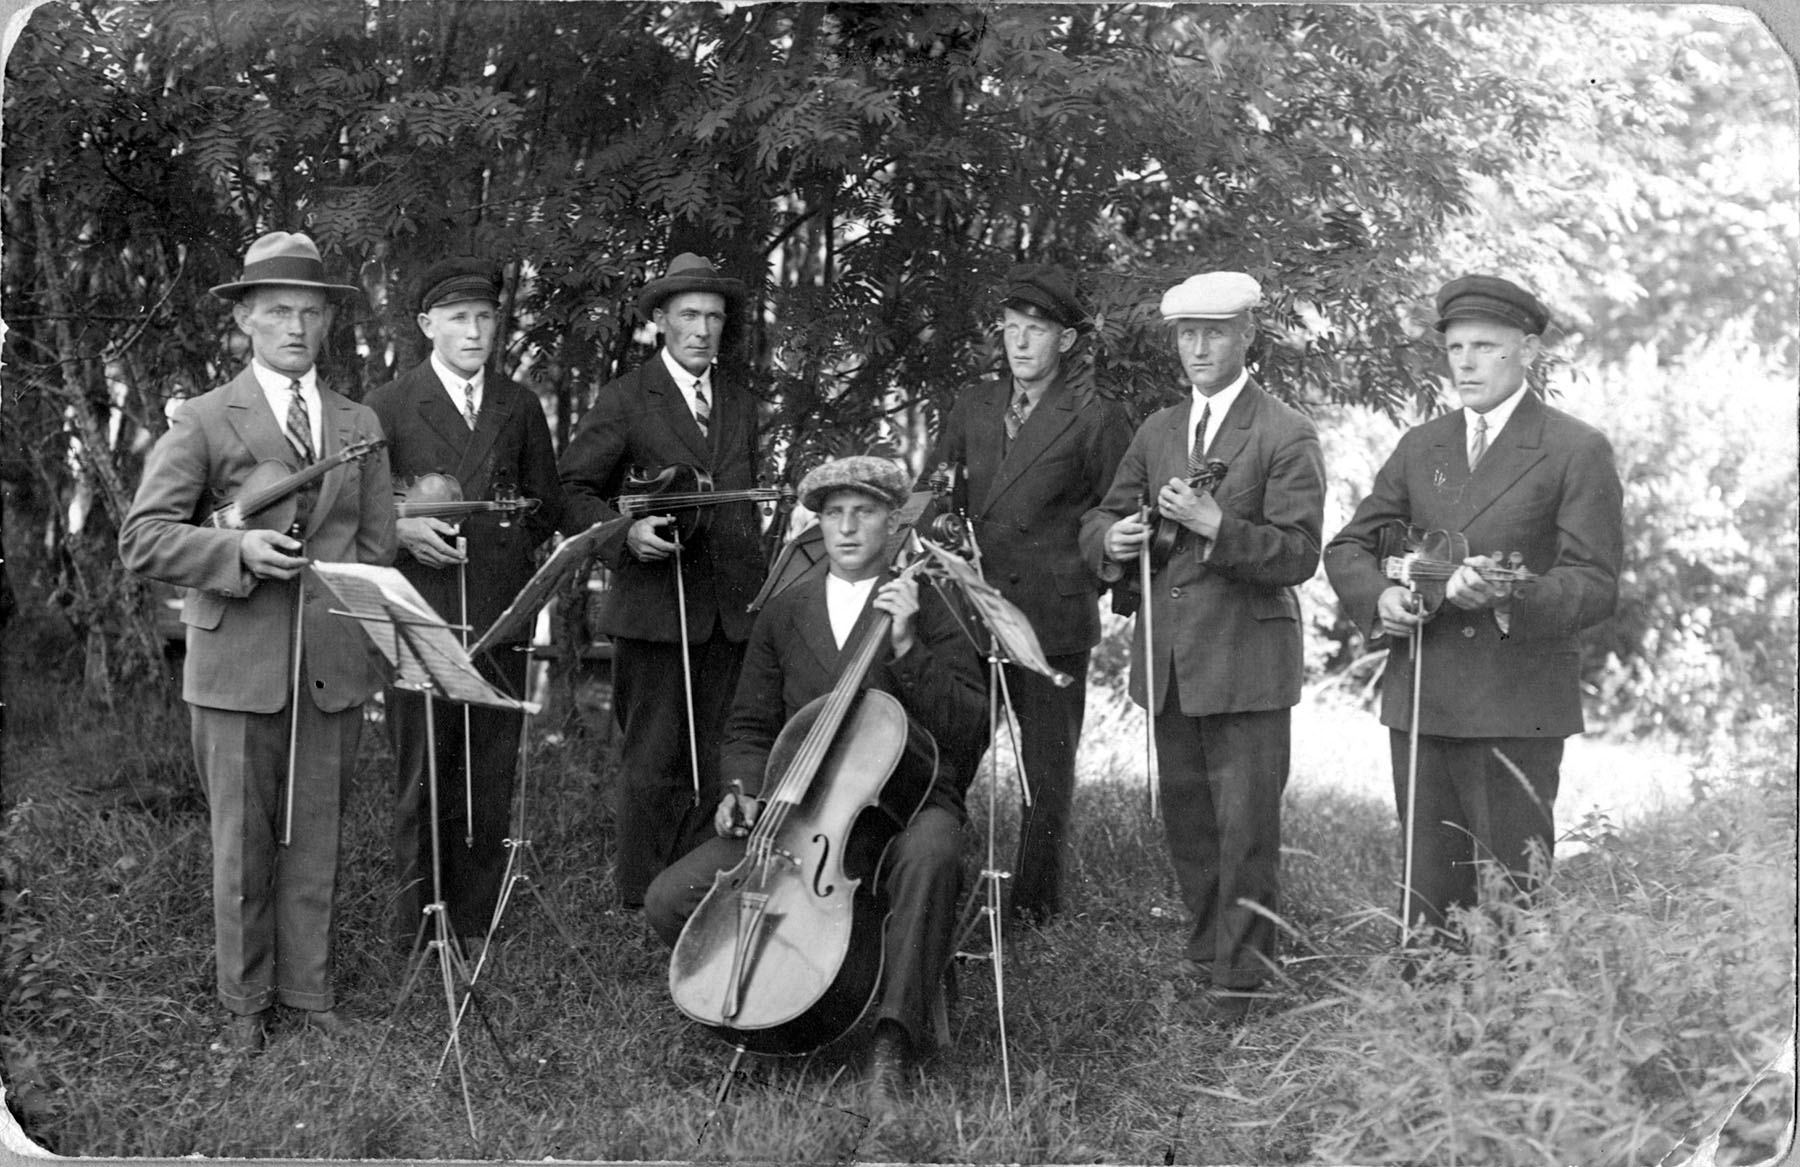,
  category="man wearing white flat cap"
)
[1079,270,1324,1026]
[120,231,395,1052]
